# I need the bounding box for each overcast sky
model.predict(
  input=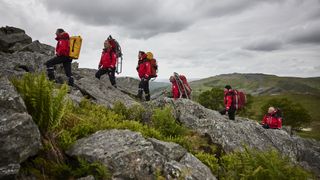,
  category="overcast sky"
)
[1,0,320,79]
